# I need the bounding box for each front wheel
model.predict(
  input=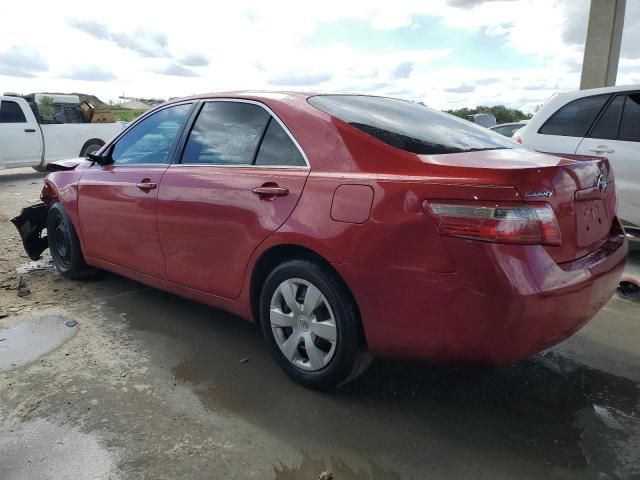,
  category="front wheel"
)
[47,203,96,279]
[259,259,370,389]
